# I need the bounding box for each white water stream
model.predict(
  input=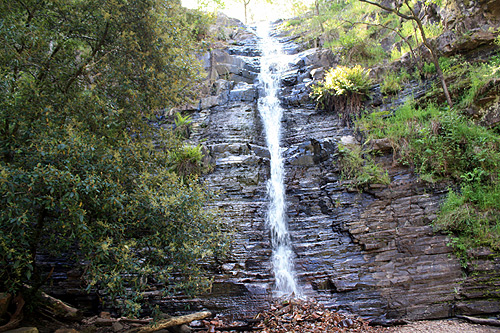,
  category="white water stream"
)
[256,23,301,297]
